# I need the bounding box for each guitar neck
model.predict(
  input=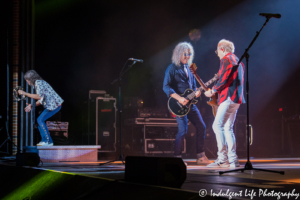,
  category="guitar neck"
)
[189,63,219,93]
[193,74,208,91]
[188,76,216,99]
[198,75,218,92]
[187,74,218,100]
